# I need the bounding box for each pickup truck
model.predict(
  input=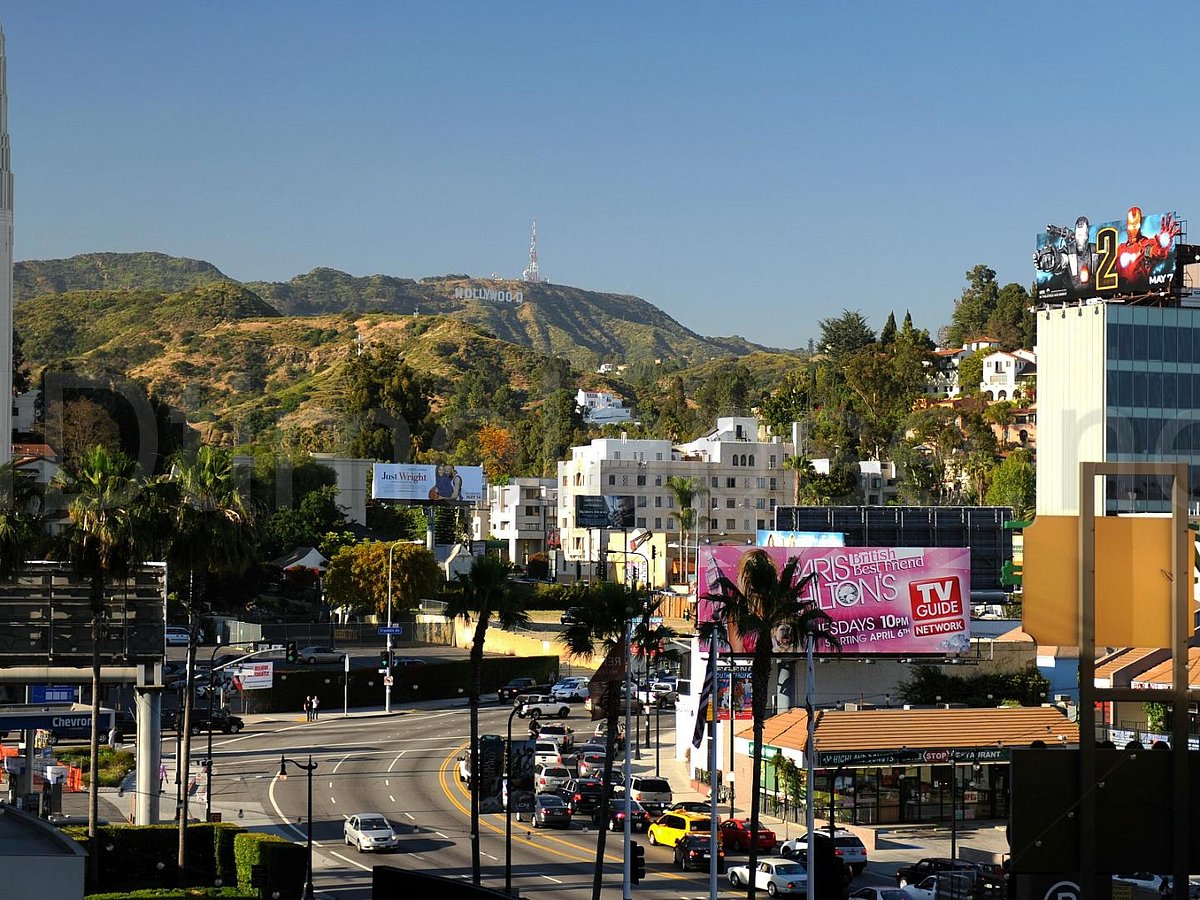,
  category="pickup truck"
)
[498,677,553,703]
